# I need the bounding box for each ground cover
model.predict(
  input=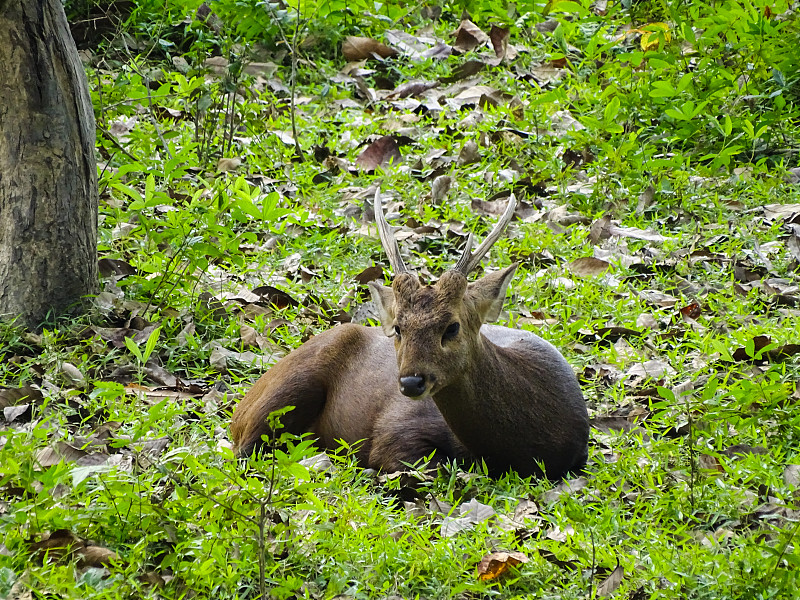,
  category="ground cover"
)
[2,1,800,598]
